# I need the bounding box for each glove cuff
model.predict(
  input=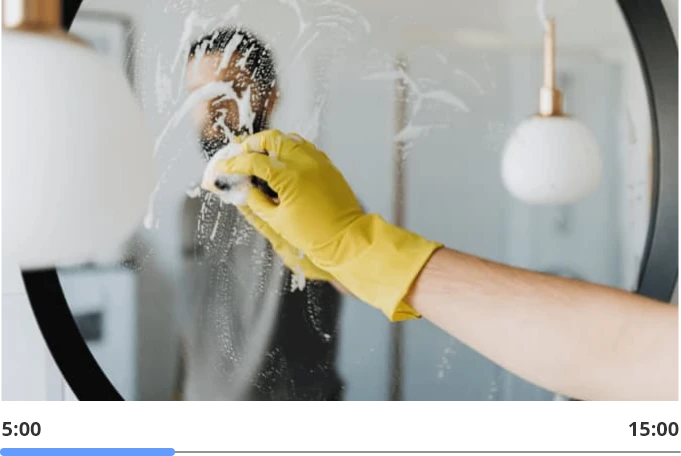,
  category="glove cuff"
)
[318,214,442,322]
